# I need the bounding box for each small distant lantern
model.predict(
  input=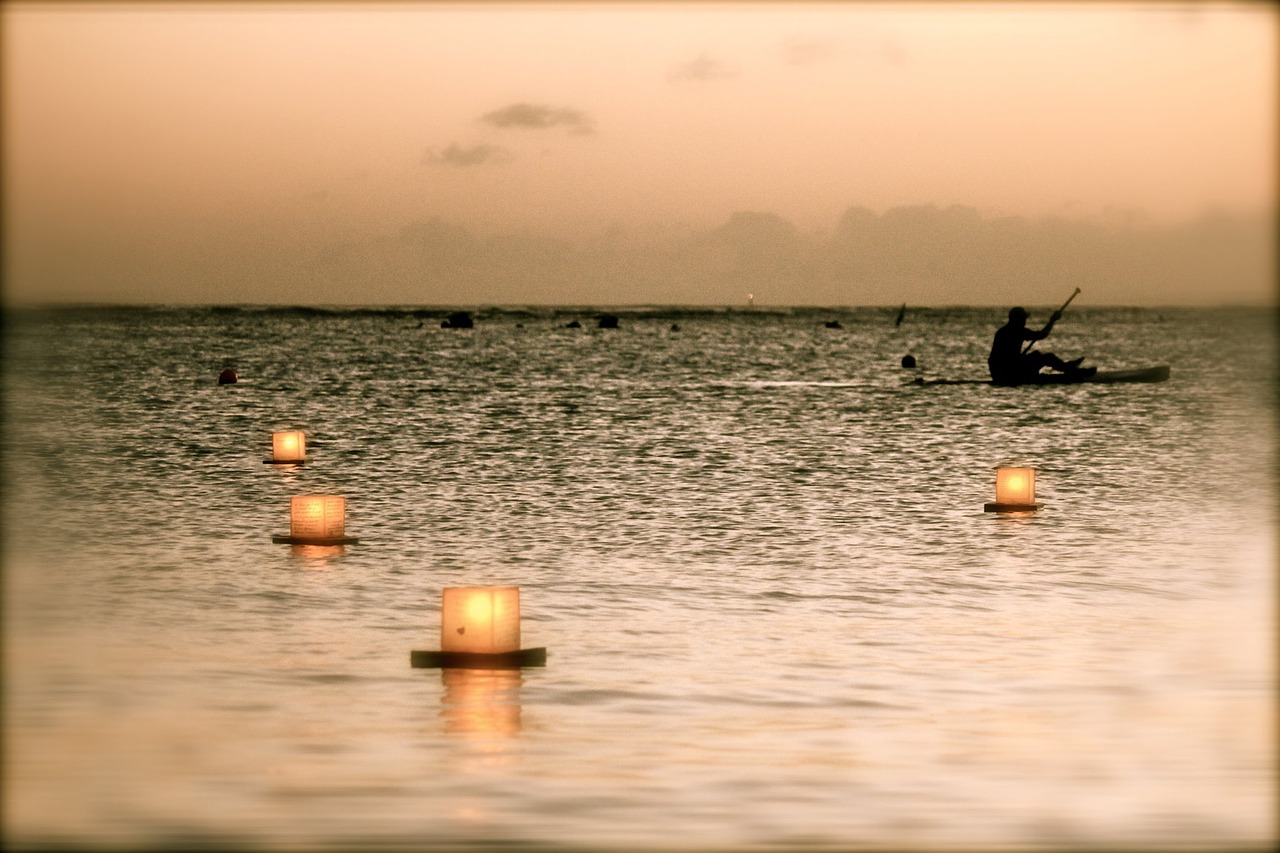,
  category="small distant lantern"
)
[272,495,359,545]
[411,586,547,669]
[264,430,307,465]
[984,466,1043,513]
